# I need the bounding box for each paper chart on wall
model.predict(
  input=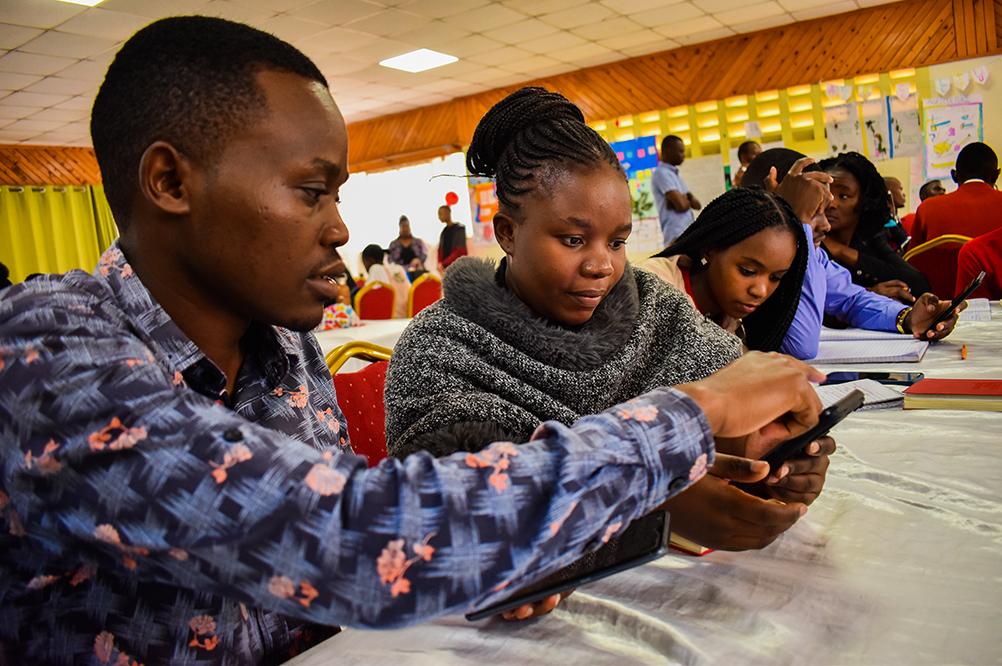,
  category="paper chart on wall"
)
[824,103,864,154]
[889,96,922,158]
[683,155,727,218]
[861,99,890,160]
[924,101,983,178]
